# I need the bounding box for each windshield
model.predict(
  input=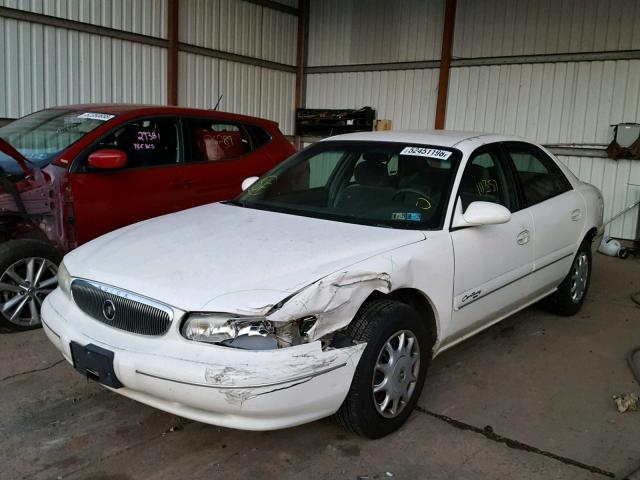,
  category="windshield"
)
[236,141,462,229]
[0,109,114,174]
